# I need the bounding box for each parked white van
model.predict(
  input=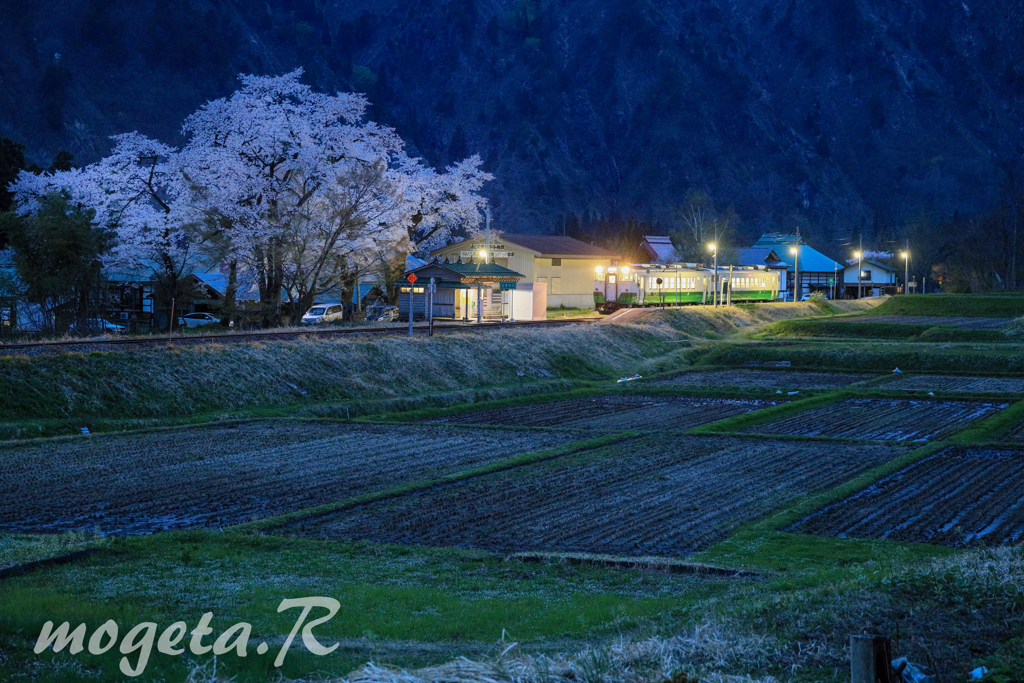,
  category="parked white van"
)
[300,303,345,325]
